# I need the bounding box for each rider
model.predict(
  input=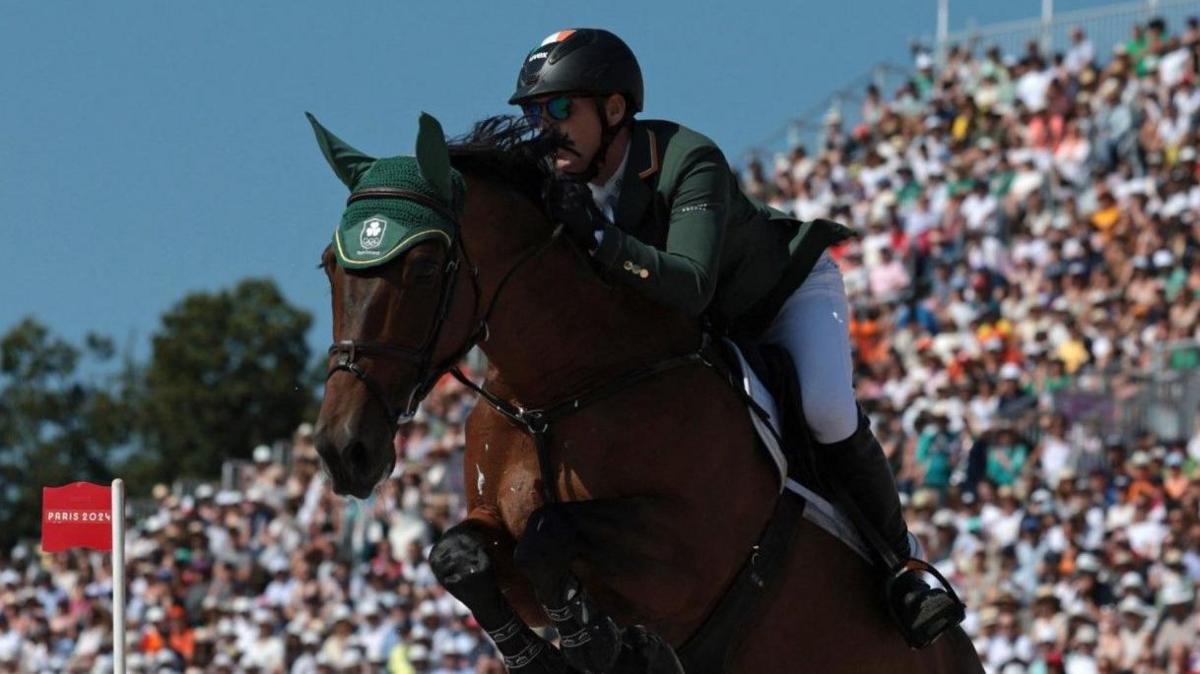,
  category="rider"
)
[508,28,964,648]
